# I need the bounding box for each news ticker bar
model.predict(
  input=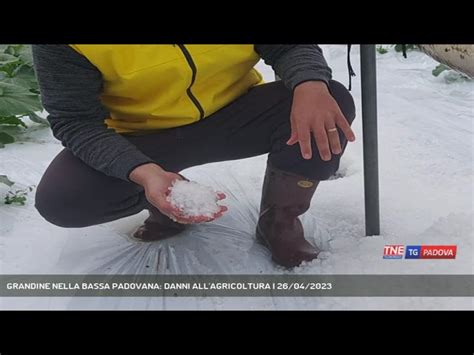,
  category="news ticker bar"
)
[0,275,472,297]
